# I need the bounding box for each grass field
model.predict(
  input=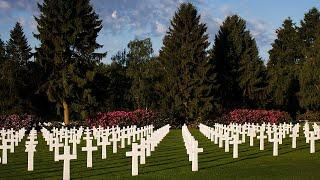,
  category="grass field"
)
[1,129,320,180]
